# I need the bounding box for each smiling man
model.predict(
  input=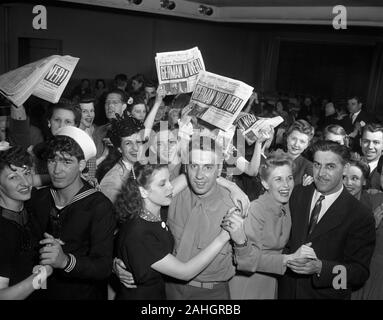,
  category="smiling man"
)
[360,123,383,189]
[92,89,129,166]
[278,140,375,299]
[165,136,250,300]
